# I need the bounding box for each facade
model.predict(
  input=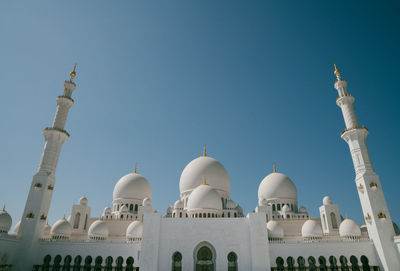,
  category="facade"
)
[0,65,400,270]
